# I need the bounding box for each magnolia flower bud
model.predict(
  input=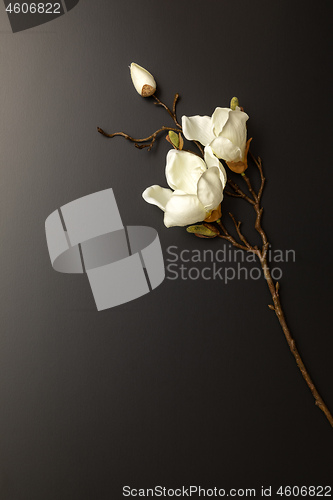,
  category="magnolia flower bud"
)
[130,63,156,97]
[166,131,184,150]
[168,131,180,149]
[186,224,219,238]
